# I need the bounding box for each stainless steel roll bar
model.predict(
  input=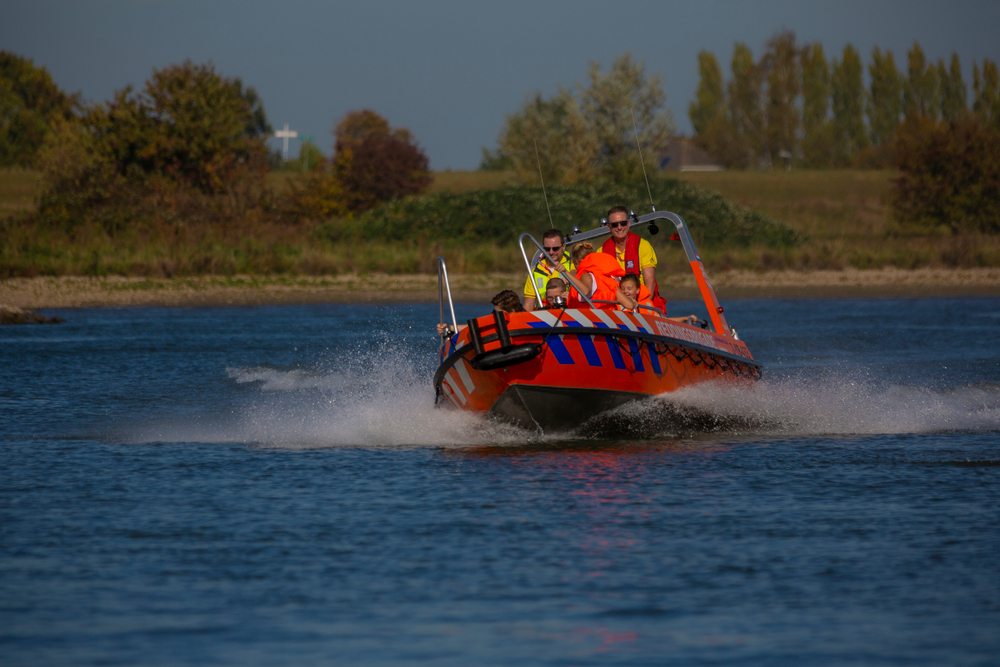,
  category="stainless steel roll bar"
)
[550,210,732,336]
[437,256,457,334]
[588,299,663,316]
[445,209,731,338]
